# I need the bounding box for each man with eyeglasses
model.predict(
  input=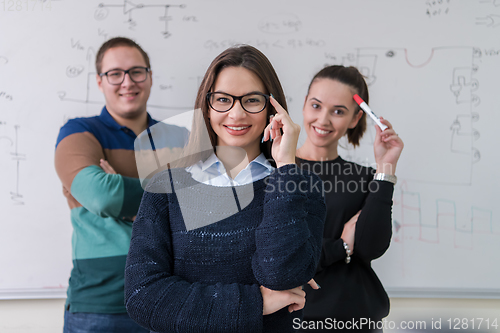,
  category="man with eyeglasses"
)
[55,37,188,333]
